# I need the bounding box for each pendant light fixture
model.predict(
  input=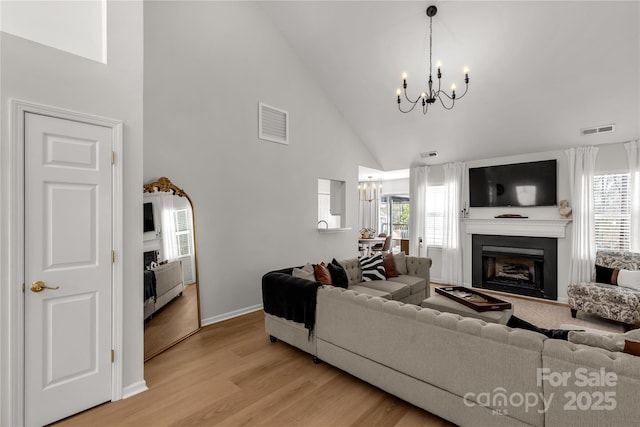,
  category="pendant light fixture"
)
[396,5,470,114]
